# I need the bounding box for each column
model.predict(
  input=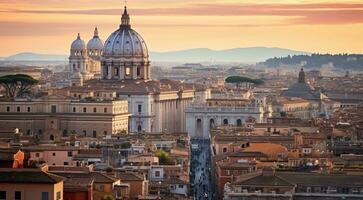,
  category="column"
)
[166,100,170,132]
[132,65,137,79]
[121,65,125,79]
[144,65,148,79]
[157,102,162,132]
[107,65,112,79]
[170,100,176,132]
[162,101,165,131]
